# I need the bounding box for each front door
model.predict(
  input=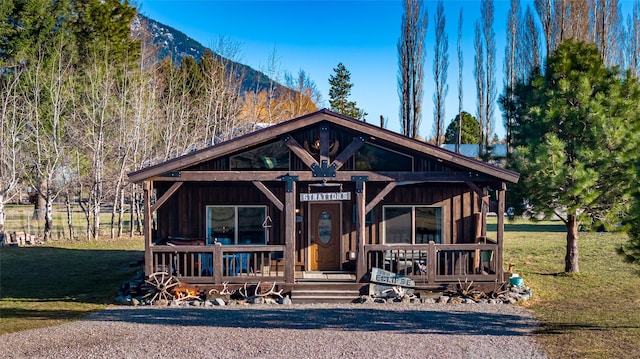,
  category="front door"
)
[309,203,341,271]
